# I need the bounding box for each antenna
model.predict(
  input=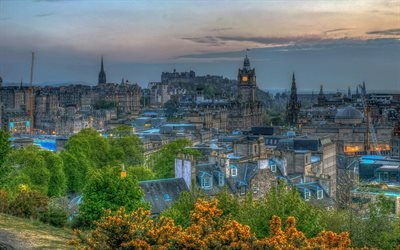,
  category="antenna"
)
[29,52,35,133]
